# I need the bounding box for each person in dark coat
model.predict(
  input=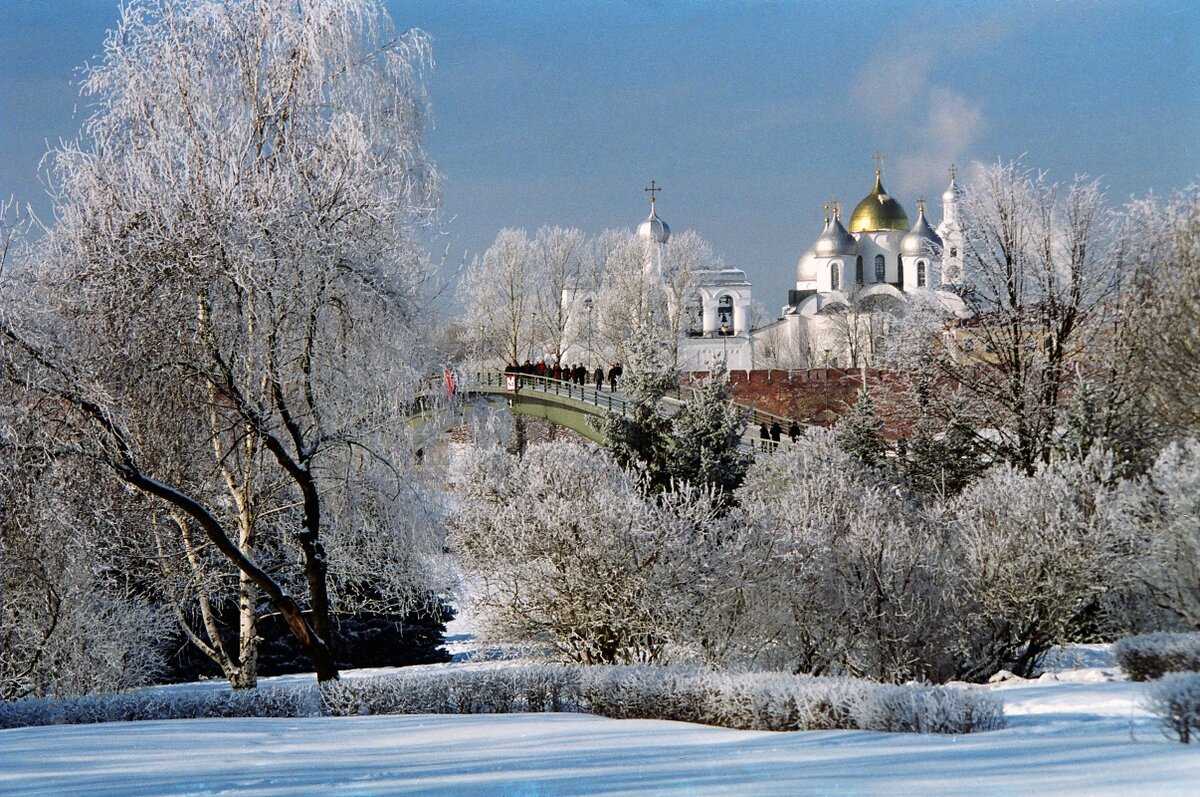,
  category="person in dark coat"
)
[770,421,782,443]
[594,366,604,391]
[788,420,801,442]
[759,422,770,451]
[608,365,618,392]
